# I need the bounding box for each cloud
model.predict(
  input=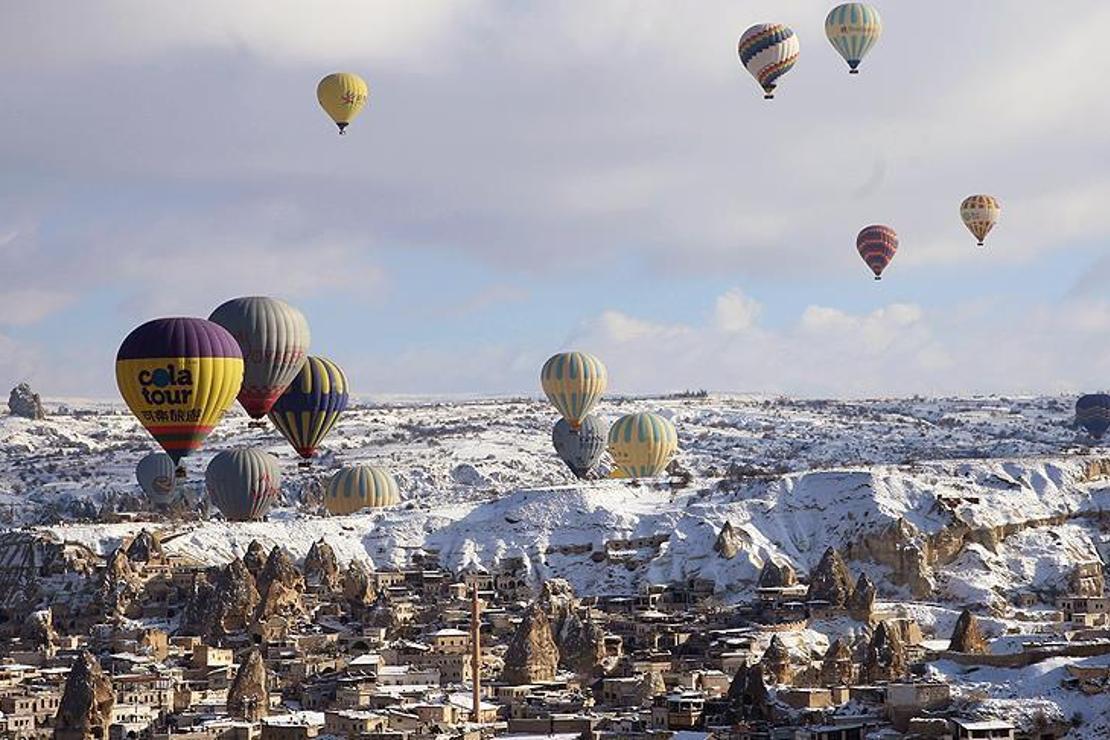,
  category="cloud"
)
[714,289,761,332]
[550,289,1108,398]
